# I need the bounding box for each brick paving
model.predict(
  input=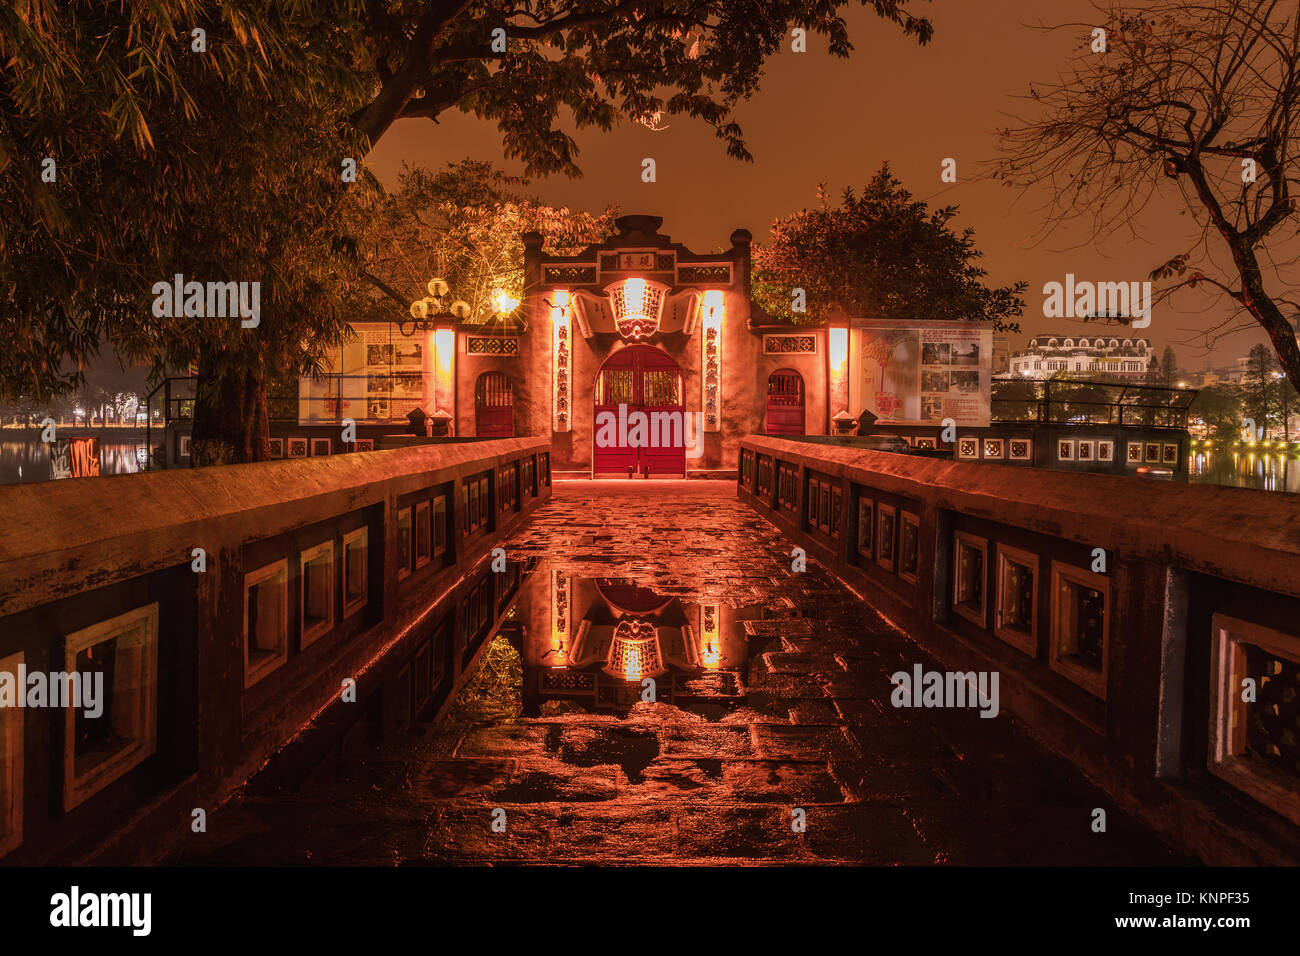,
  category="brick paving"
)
[174,480,1185,865]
